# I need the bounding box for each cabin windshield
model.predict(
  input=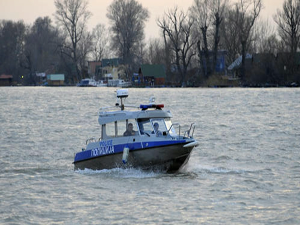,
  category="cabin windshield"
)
[138,118,170,136]
[137,119,152,135]
[105,122,116,138]
[103,118,175,138]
